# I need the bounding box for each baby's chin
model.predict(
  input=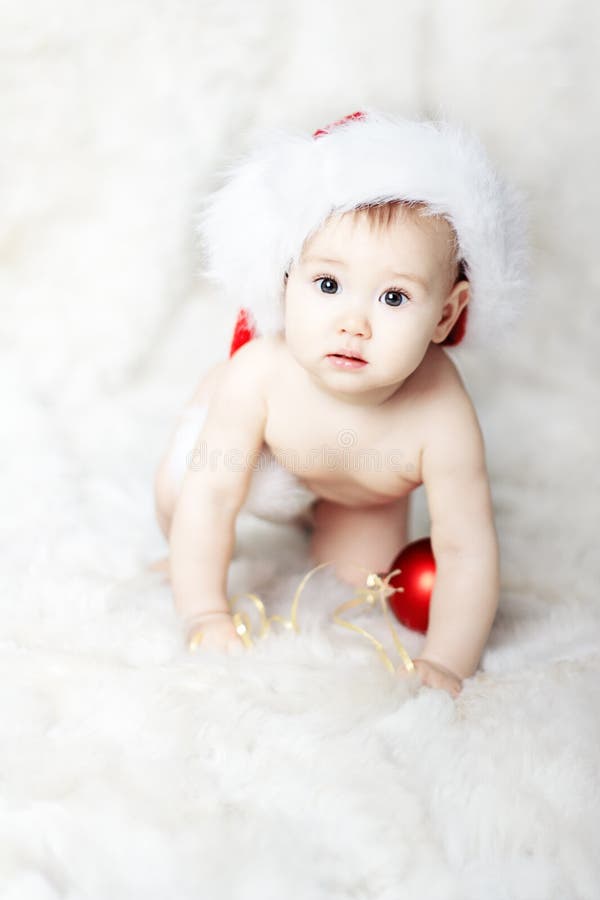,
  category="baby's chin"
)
[311,366,411,403]
[320,359,410,384]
